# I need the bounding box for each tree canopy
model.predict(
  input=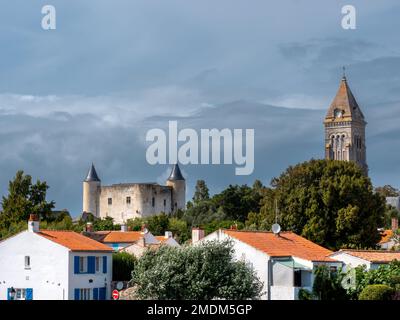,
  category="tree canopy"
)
[0,170,55,238]
[265,159,386,250]
[130,240,263,299]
